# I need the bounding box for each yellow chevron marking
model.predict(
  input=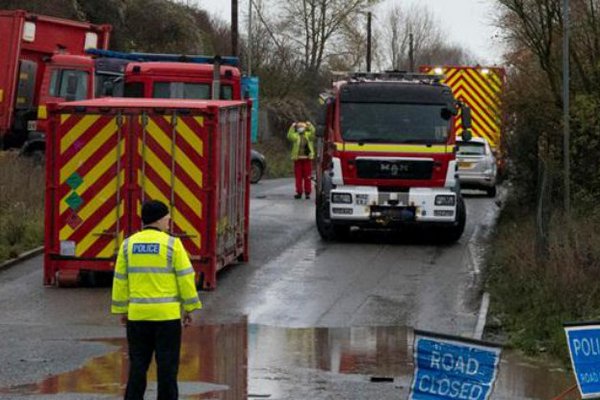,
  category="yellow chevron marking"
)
[59,146,118,215]
[451,75,499,111]
[144,146,202,216]
[454,89,499,131]
[60,115,101,154]
[59,172,121,241]
[60,118,119,184]
[77,199,125,257]
[143,177,201,249]
[61,114,71,124]
[177,117,204,157]
[340,143,453,153]
[146,118,204,188]
[463,70,501,104]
